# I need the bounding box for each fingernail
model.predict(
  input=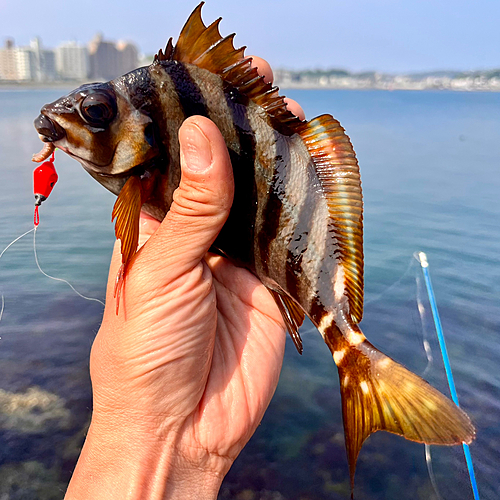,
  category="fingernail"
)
[180,123,212,173]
